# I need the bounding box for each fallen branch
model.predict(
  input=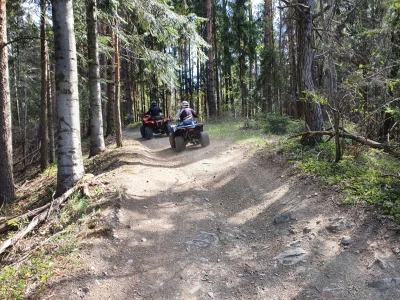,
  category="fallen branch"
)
[294,130,400,158]
[0,203,51,234]
[0,186,77,255]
